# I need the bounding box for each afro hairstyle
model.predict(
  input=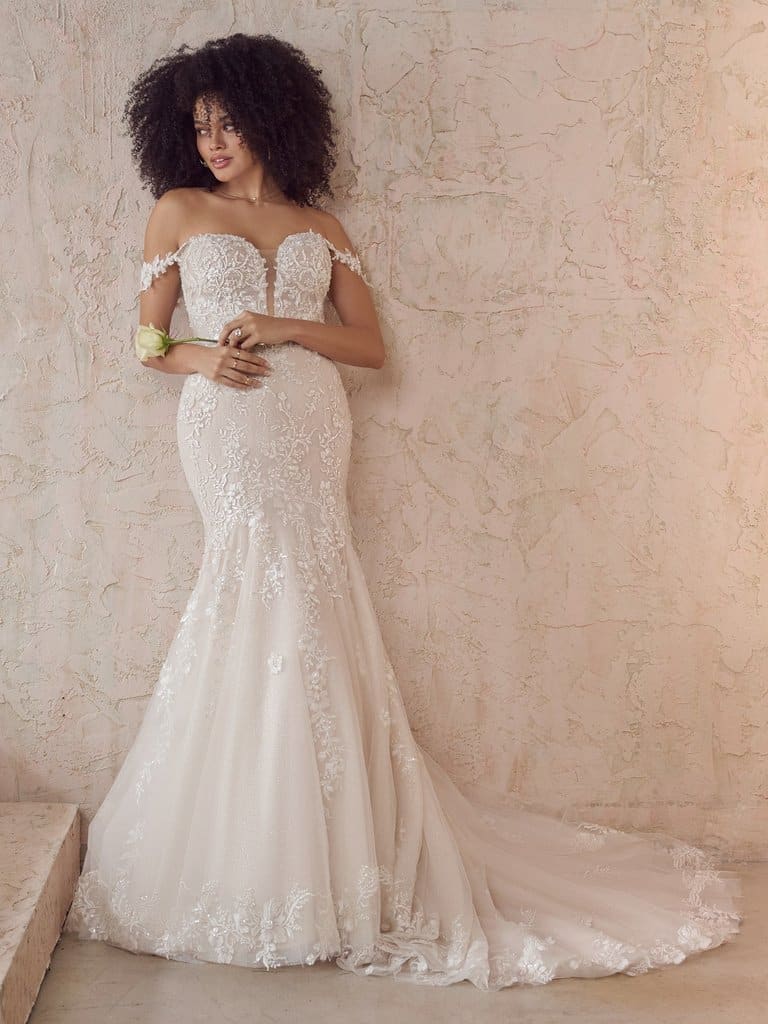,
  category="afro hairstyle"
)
[123,32,339,207]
